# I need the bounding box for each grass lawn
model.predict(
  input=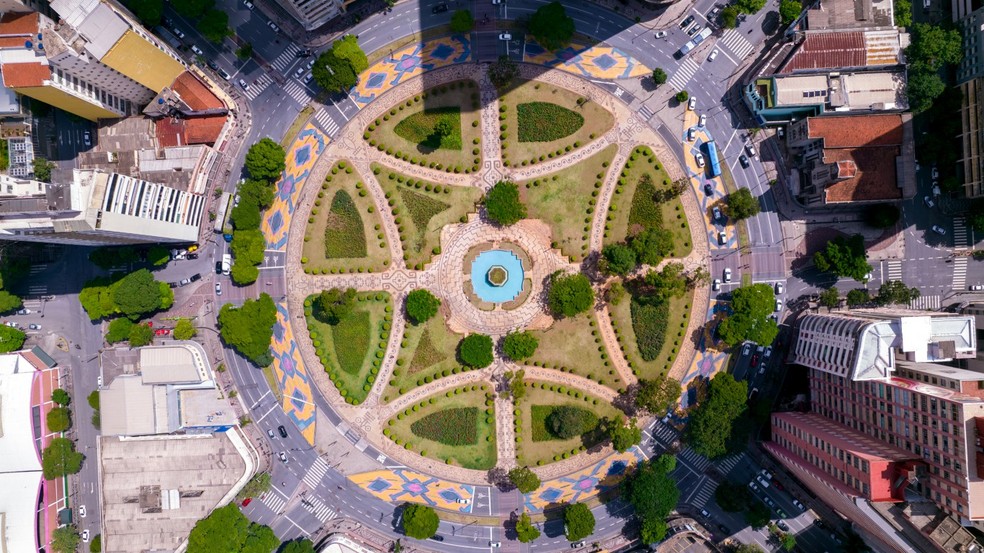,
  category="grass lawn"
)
[500,79,615,167]
[608,289,694,381]
[365,80,482,173]
[515,382,623,467]
[527,312,626,392]
[372,163,481,269]
[385,386,497,470]
[517,144,617,261]
[604,146,692,258]
[383,311,469,401]
[304,292,393,405]
[302,161,391,274]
